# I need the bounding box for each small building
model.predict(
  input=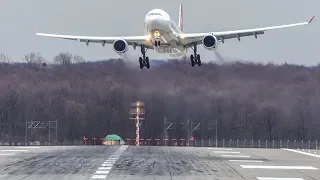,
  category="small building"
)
[102,134,125,145]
